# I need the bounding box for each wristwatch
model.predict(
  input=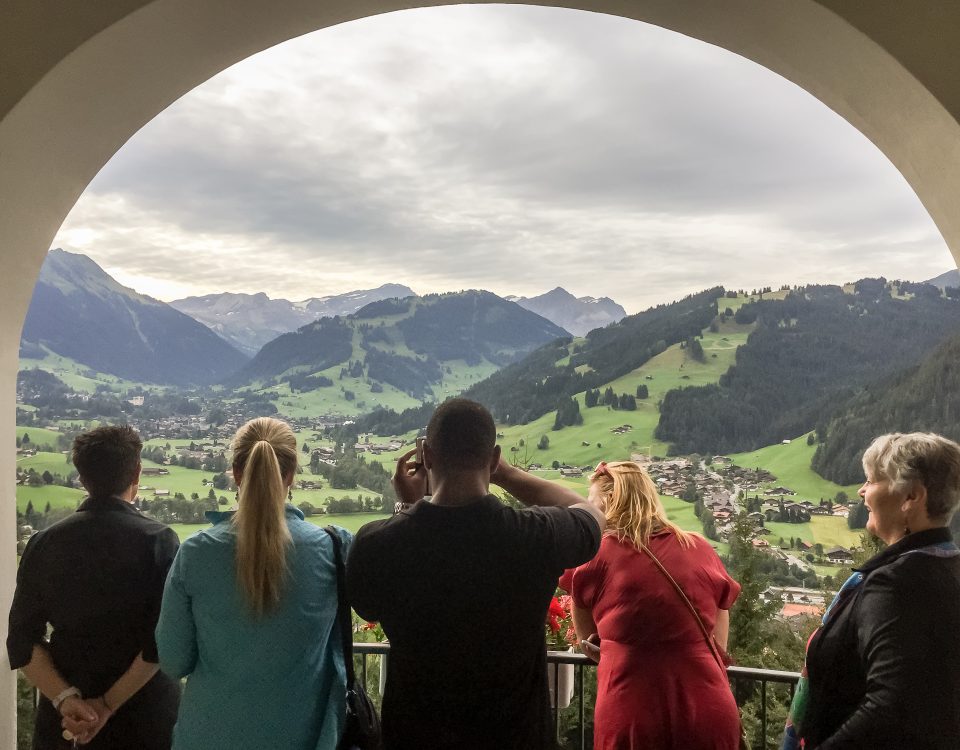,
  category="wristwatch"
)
[52,686,81,712]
